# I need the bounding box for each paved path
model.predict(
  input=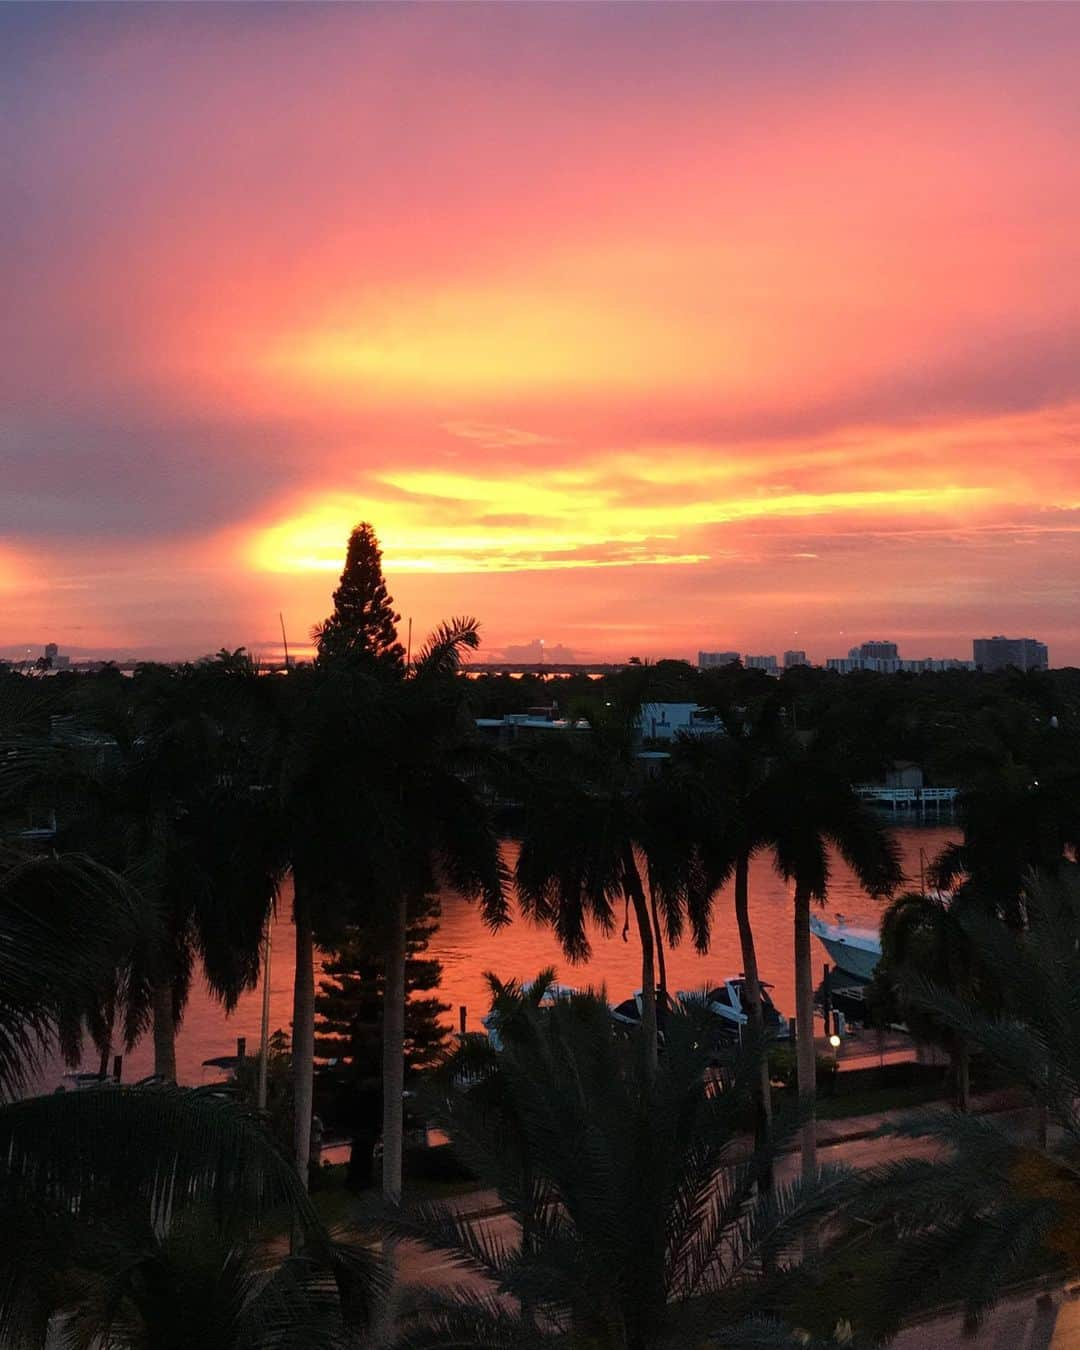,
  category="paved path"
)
[895,1287,1080,1348]
[391,1096,1052,1342]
